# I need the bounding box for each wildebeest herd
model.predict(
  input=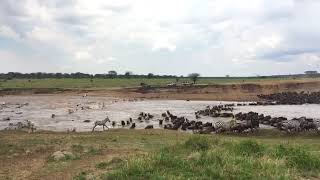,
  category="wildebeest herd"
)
[92,103,320,134]
[258,91,320,105]
[2,91,320,134]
